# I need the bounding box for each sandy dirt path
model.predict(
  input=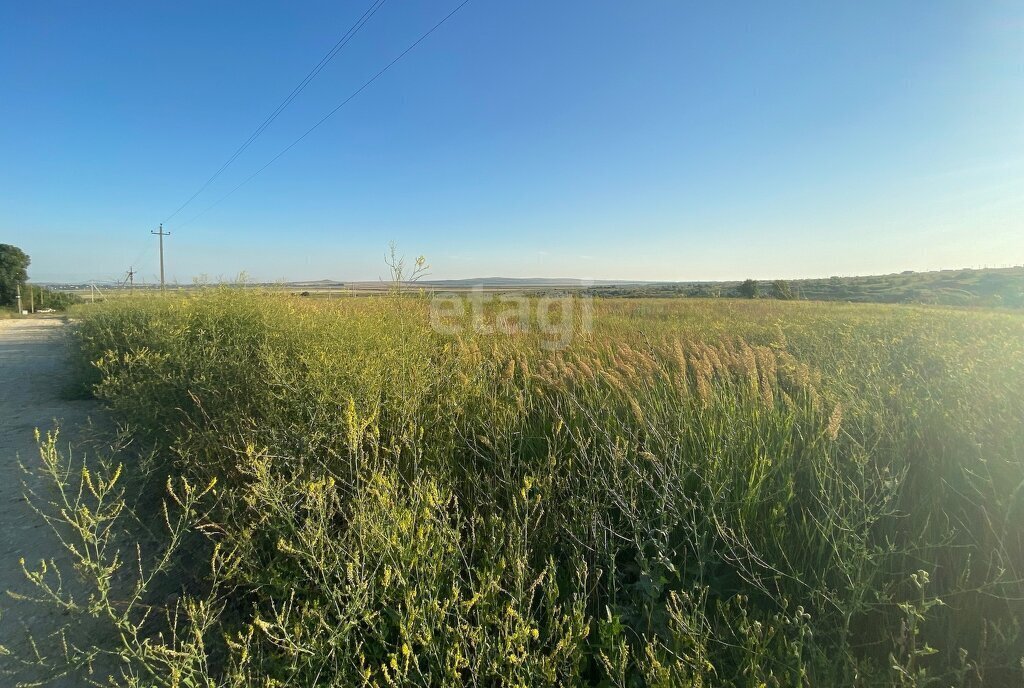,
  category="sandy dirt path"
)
[0,318,104,684]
